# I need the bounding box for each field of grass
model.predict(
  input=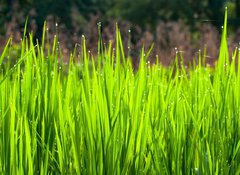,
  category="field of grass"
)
[0,10,240,174]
